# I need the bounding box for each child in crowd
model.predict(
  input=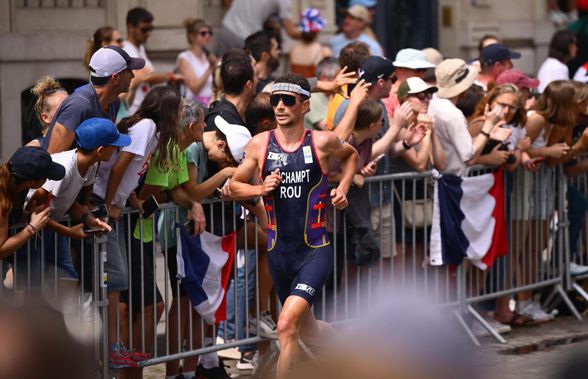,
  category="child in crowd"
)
[26,118,127,281]
[0,147,64,258]
[92,86,182,367]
